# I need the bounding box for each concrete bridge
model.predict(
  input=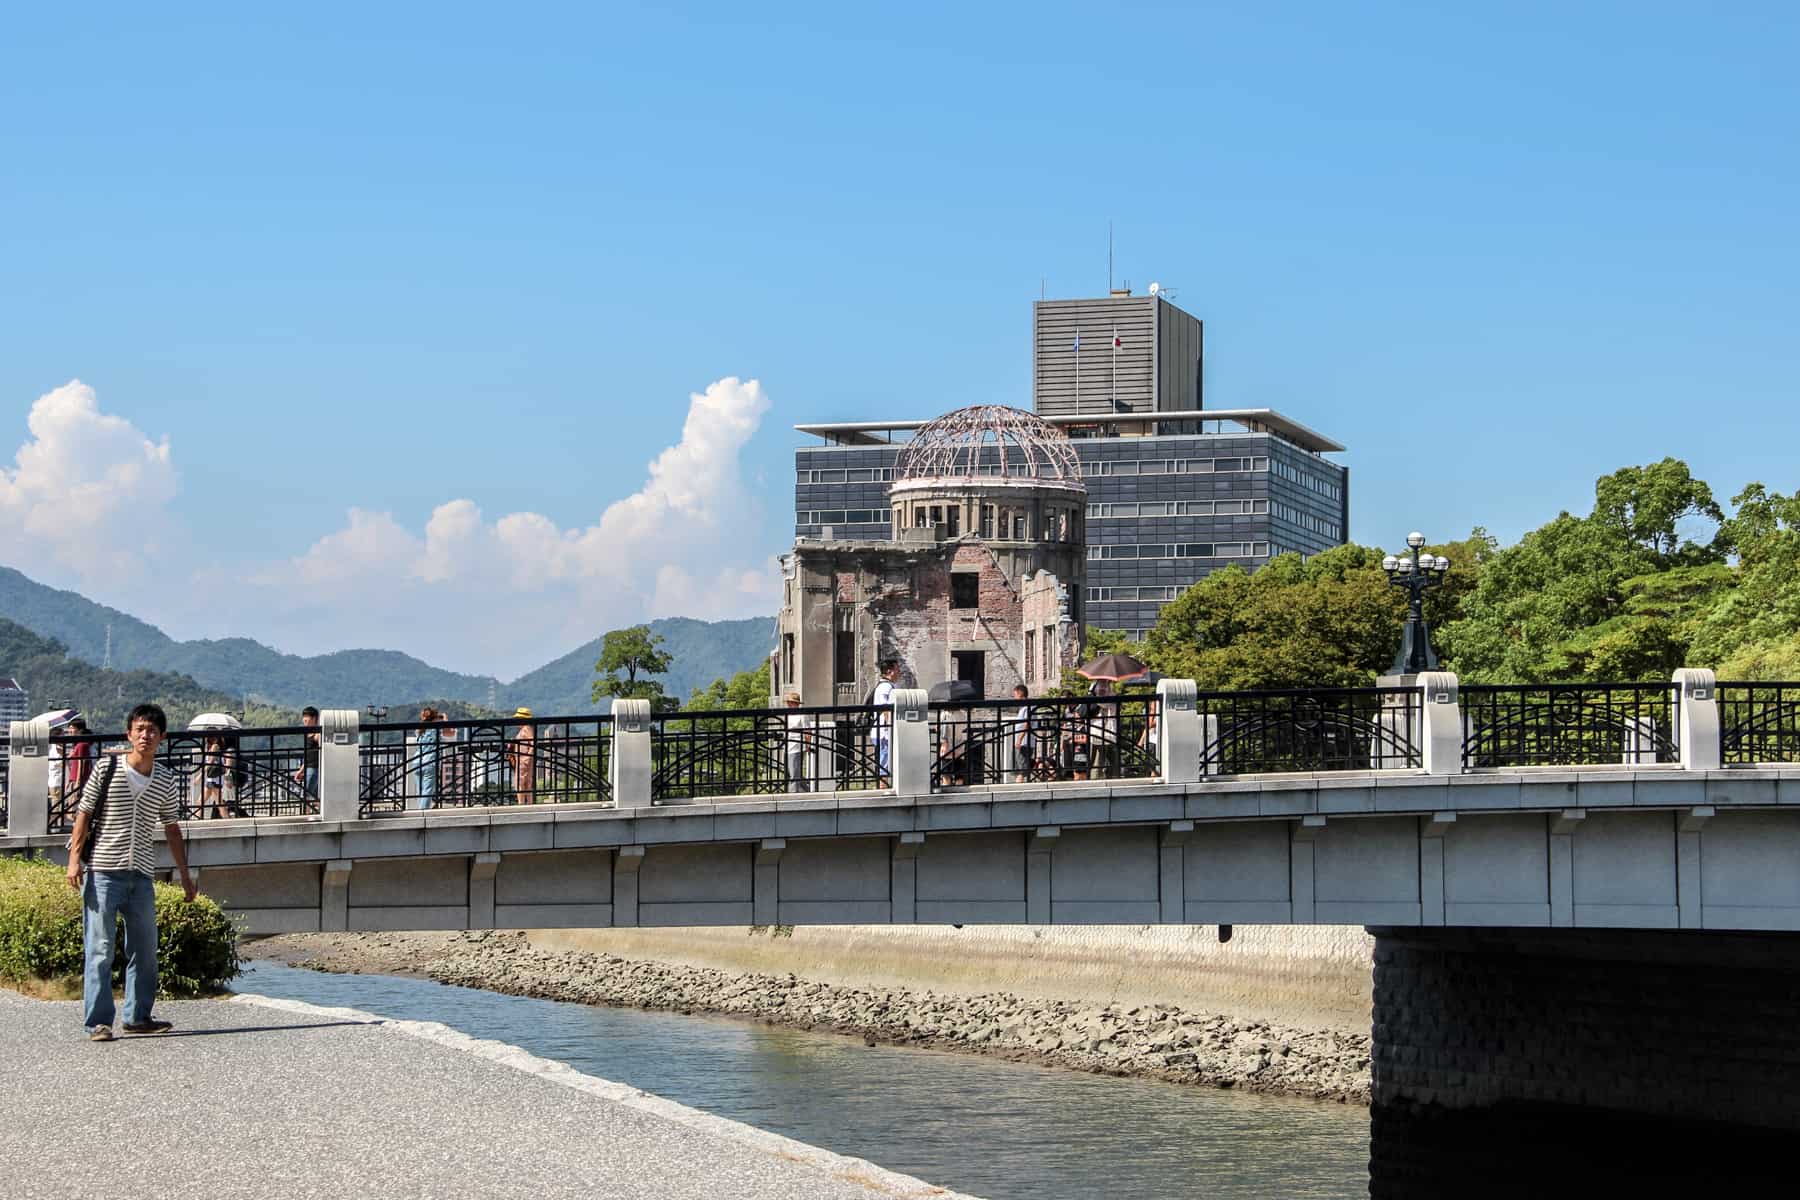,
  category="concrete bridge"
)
[8,668,1800,1190]
[3,670,1797,936]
